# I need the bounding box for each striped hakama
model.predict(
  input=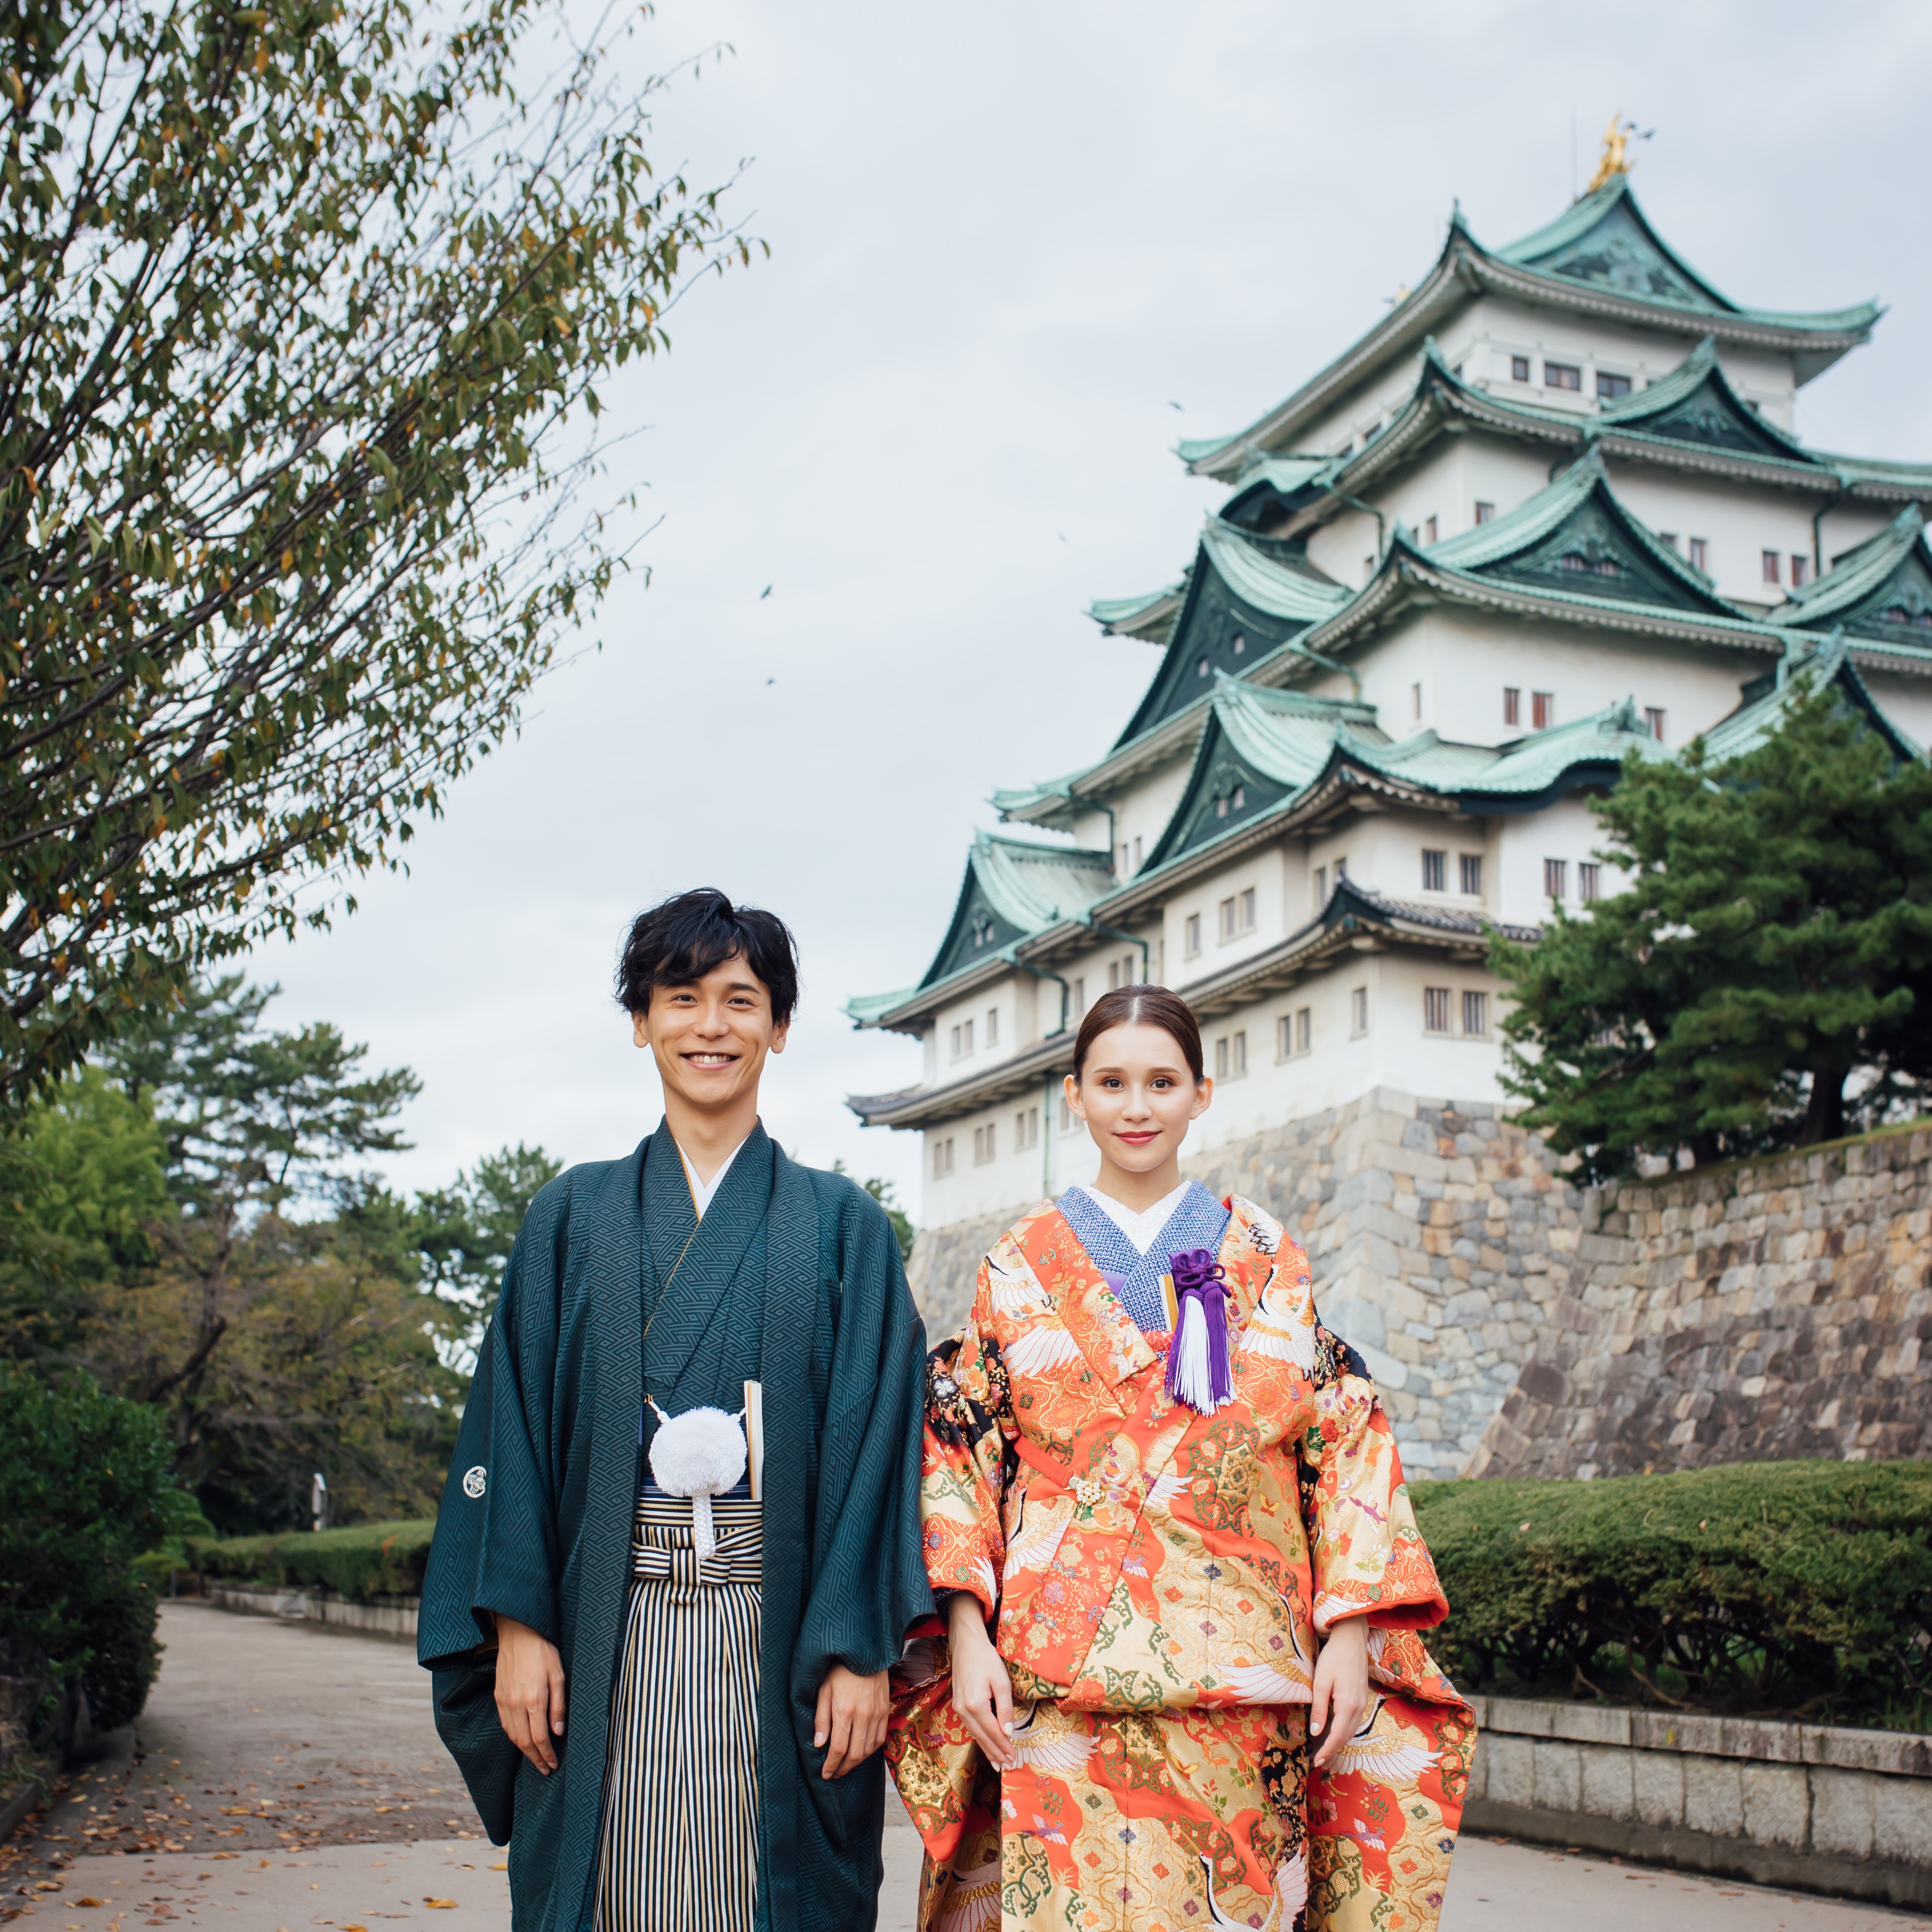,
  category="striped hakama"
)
[595,1491,763,1931]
